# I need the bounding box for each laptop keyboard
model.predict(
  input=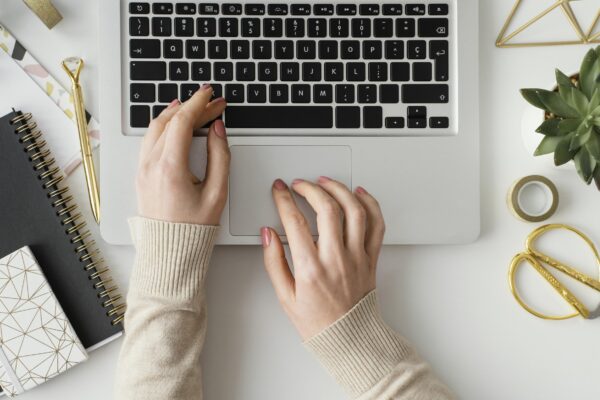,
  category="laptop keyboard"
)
[125,1,454,135]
